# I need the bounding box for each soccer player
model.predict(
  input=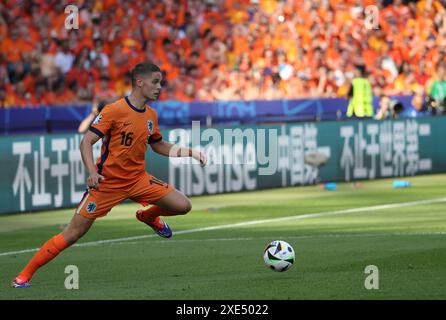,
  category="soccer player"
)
[12,62,207,288]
